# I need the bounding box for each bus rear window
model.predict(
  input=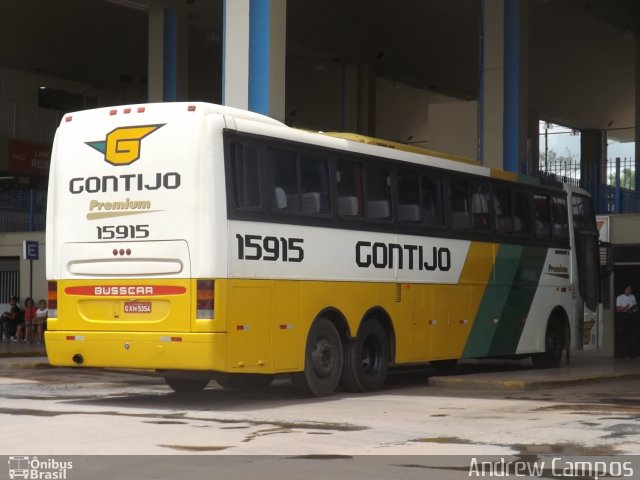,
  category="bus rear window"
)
[230,143,261,209]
